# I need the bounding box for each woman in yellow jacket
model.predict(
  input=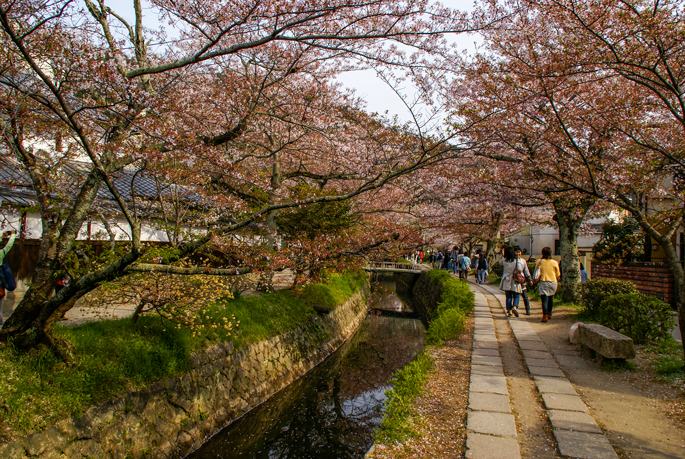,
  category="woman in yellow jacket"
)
[535,246,560,322]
